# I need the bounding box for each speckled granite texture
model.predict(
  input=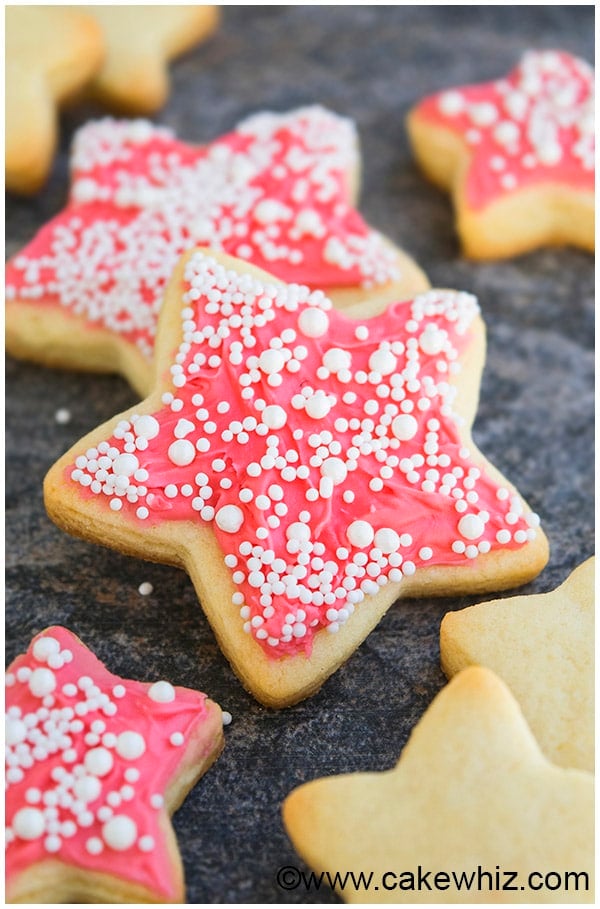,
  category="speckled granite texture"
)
[5,6,594,903]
